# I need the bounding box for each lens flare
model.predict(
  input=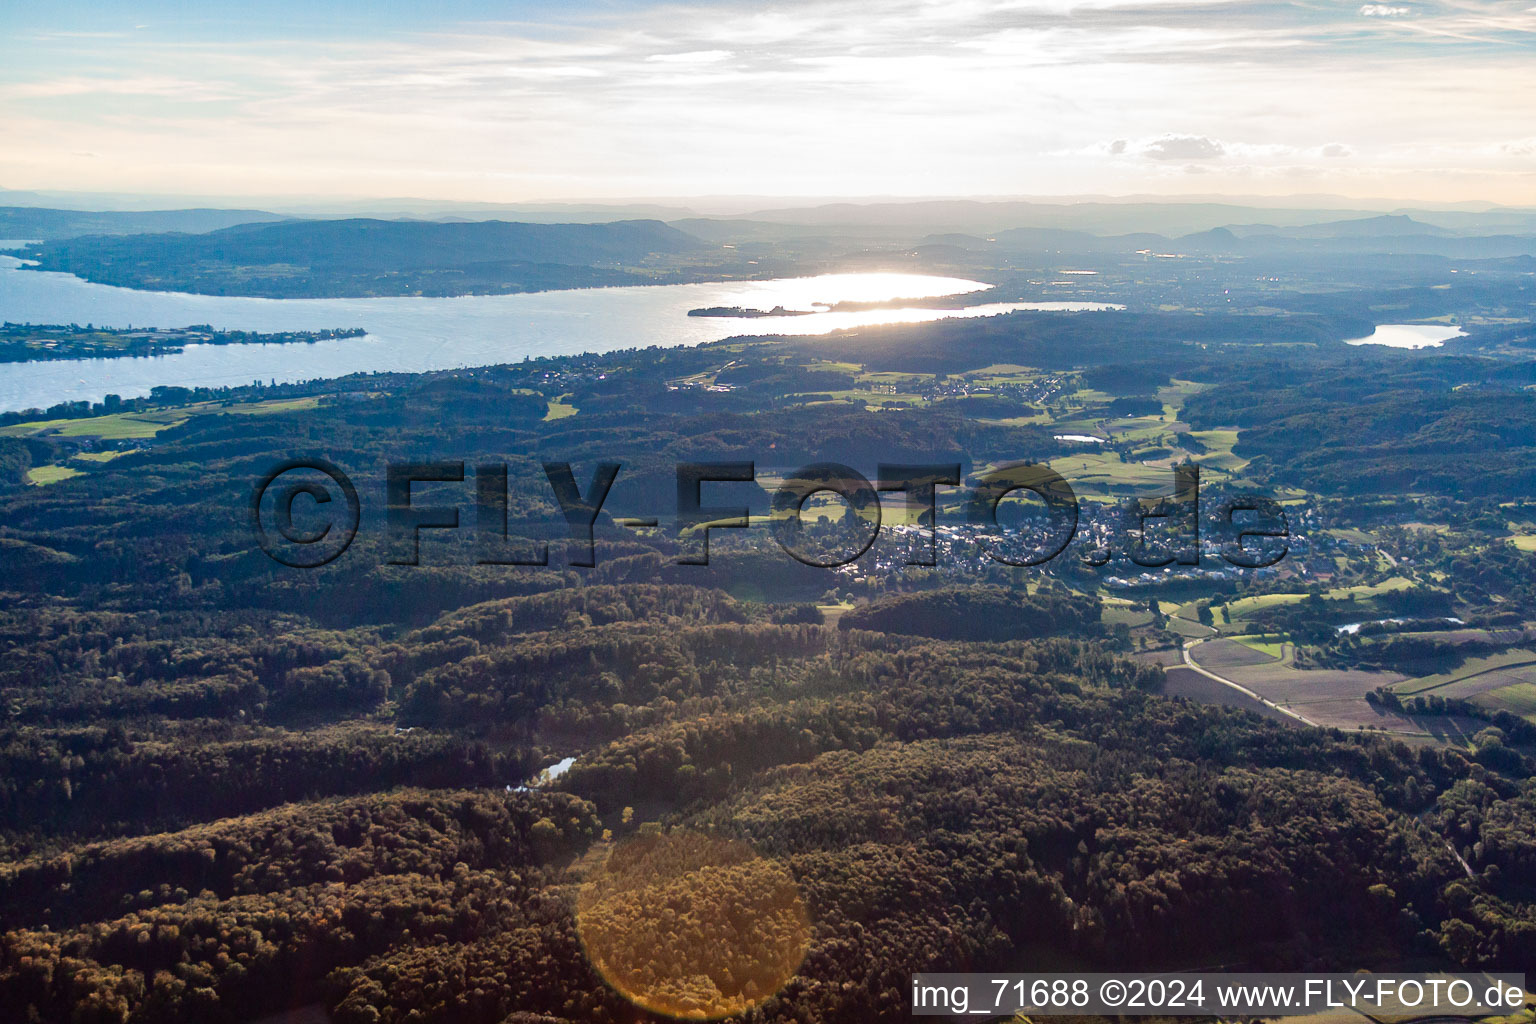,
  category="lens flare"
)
[576,830,811,1019]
